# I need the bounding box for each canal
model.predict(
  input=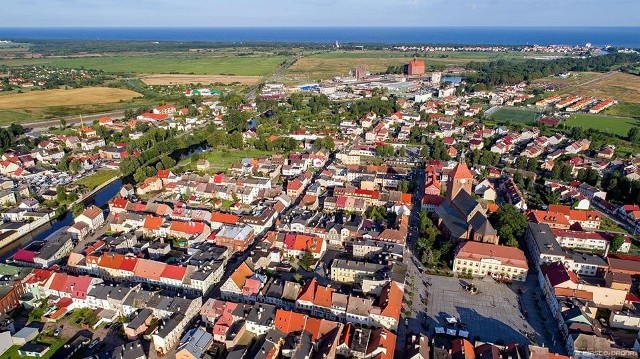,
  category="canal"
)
[0,178,124,261]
